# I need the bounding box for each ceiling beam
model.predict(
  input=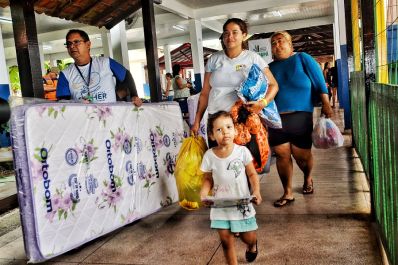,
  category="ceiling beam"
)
[249,16,334,34]
[128,31,221,50]
[201,20,223,33]
[5,47,105,63]
[3,25,106,48]
[294,40,334,46]
[131,14,223,34]
[157,0,194,19]
[296,47,335,53]
[291,26,333,35]
[132,13,185,28]
[194,0,323,19]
